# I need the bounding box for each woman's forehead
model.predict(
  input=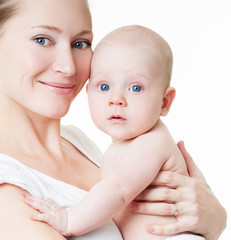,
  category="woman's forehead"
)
[12,0,92,31]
